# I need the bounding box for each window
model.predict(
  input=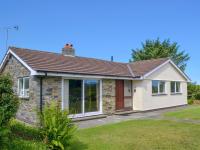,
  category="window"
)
[159,81,165,93]
[171,81,181,94]
[124,80,132,97]
[84,80,100,113]
[67,79,100,115]
[152,80,159,94]
[69,80,82,114]
[152,80,166,95]
[18,77,29,98]
[171,81,175,93]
